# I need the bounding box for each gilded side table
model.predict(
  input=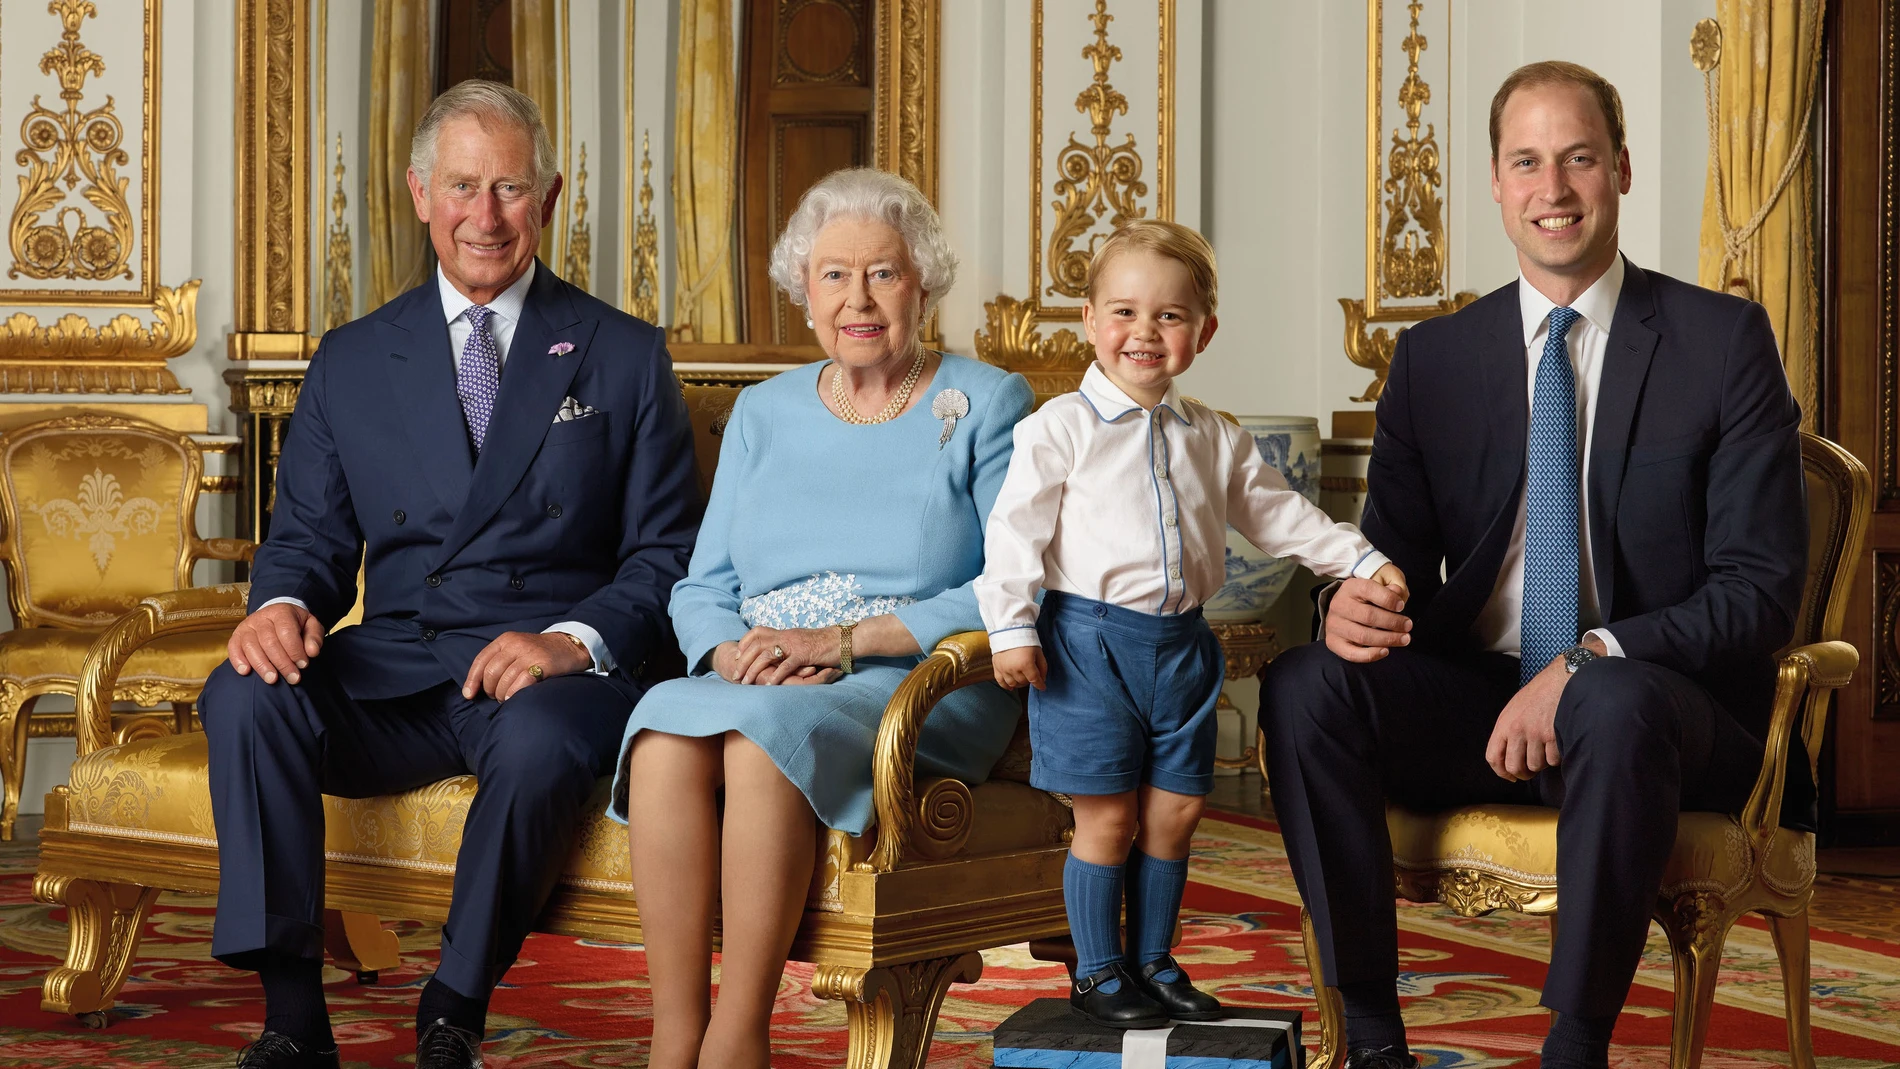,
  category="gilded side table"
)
[224,362,309,553]
[1208,621,1280,771]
